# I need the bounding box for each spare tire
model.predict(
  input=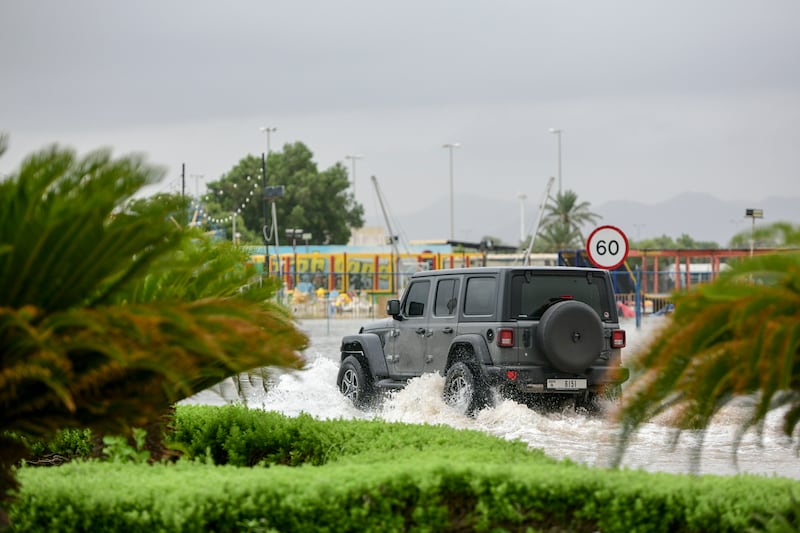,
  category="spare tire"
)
[536,300,603,374]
